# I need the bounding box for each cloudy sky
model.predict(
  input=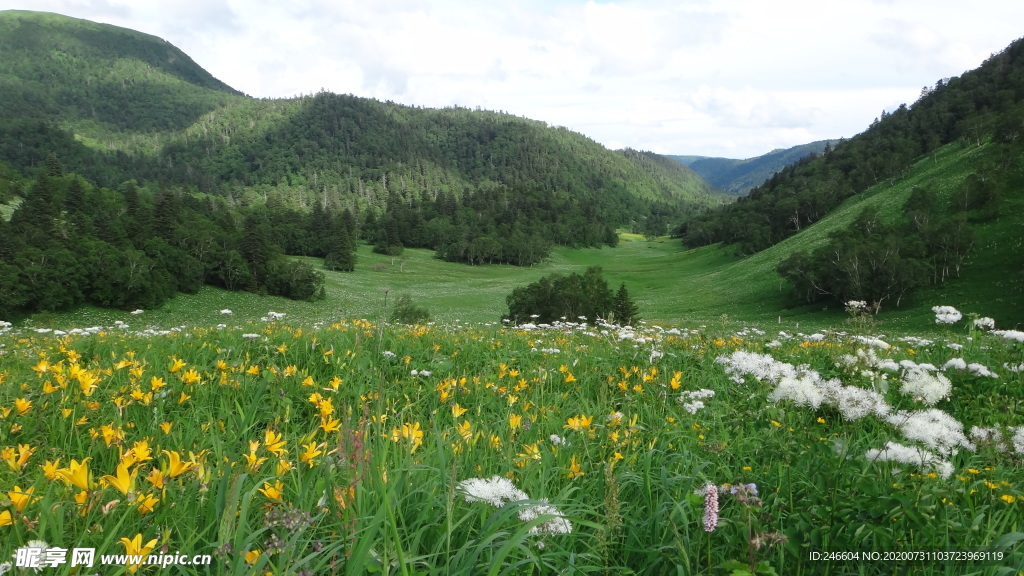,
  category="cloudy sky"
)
[3,0,1023,158]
